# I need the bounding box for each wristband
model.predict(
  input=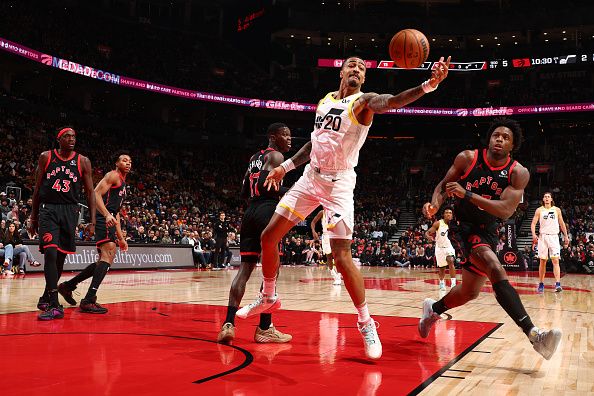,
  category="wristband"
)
[422,80,438,93]
[464,190,473,201]
[280,159,295,173]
